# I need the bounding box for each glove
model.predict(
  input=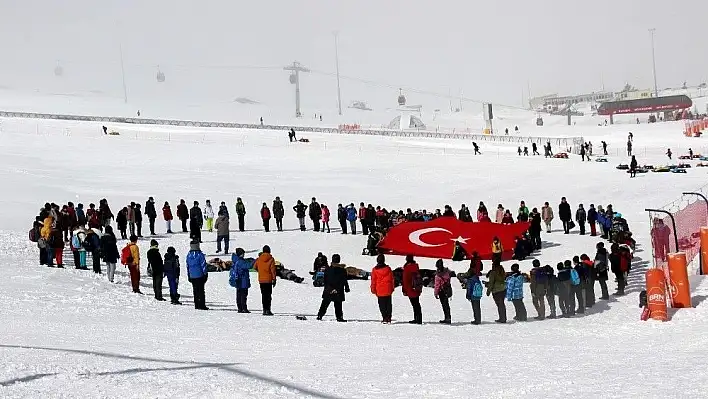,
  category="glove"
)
[435,295,439,299]
[272,280,277,287]
[345,287,350,293]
